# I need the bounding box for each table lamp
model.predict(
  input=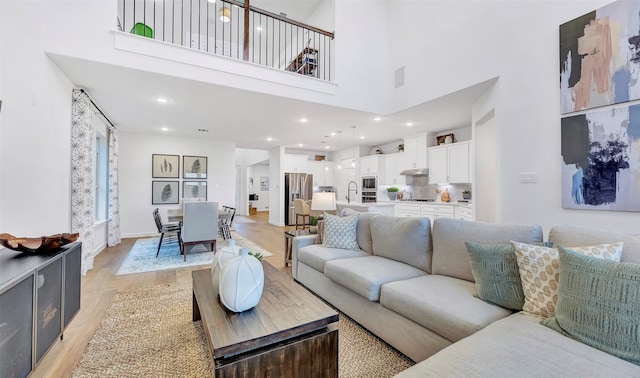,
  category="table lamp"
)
[311,192,336,219]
